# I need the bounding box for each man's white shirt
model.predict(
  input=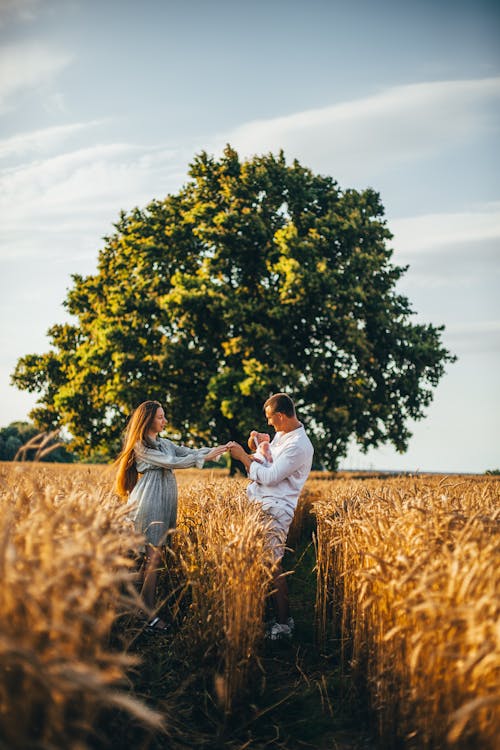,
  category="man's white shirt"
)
[247,424,314,517]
